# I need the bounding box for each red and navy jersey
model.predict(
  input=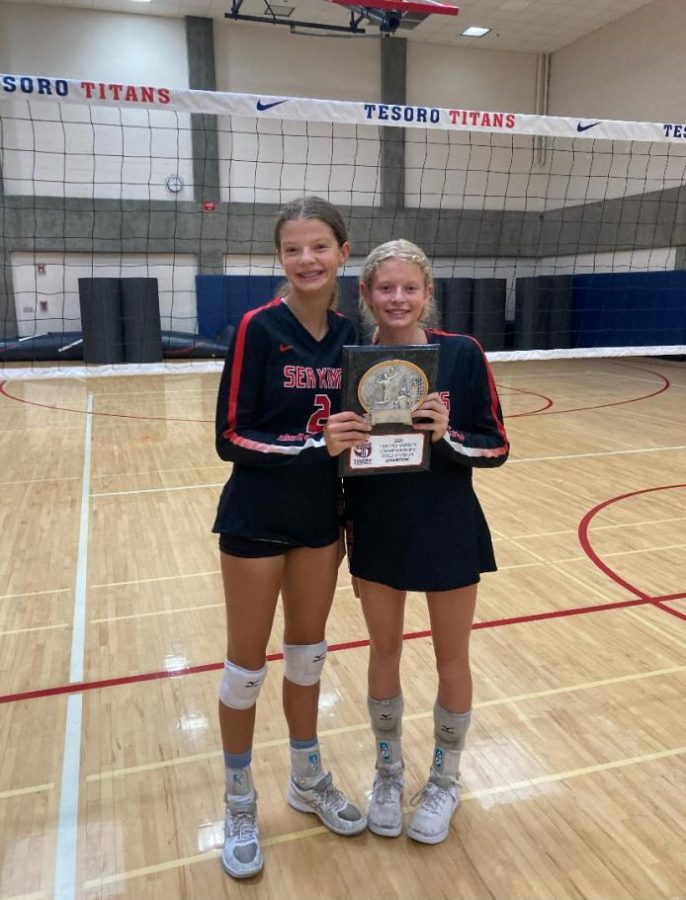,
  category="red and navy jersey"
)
[213,298,356,545]
[344,330,509,591]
